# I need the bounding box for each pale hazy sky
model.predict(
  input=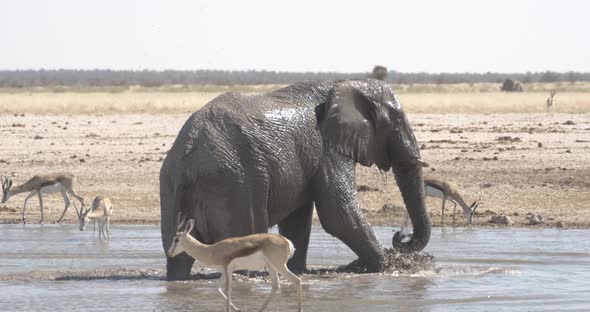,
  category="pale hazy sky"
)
[1,0,588,73]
